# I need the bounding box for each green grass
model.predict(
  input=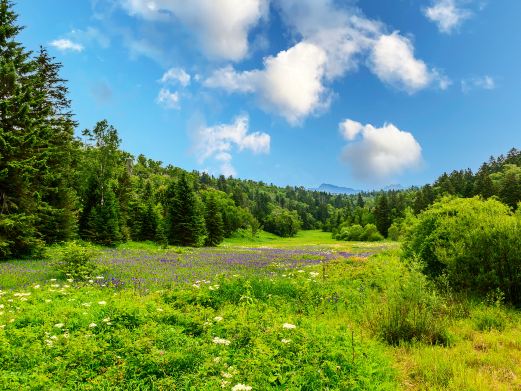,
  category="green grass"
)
[223,229,399,251]
[1,233,520,390]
